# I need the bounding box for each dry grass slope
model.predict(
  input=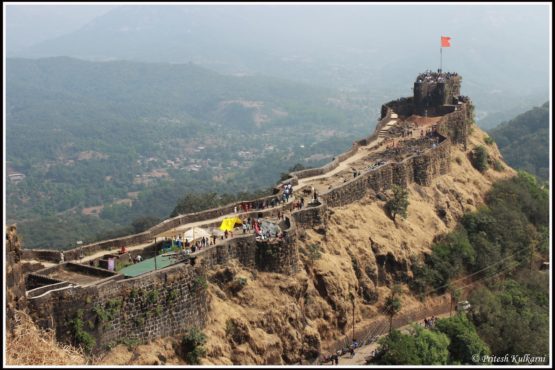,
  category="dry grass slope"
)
[6,310,87,366]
